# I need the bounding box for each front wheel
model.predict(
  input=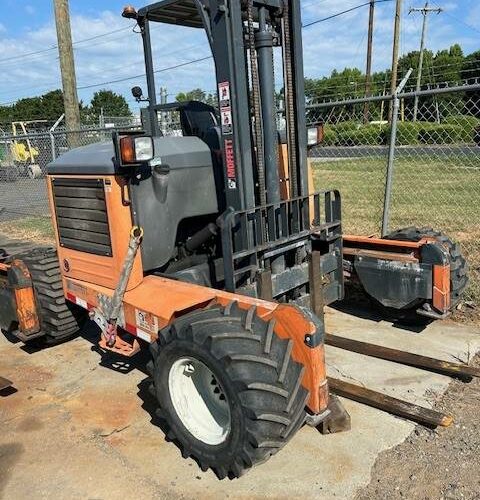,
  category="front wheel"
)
[148,303,309,479]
